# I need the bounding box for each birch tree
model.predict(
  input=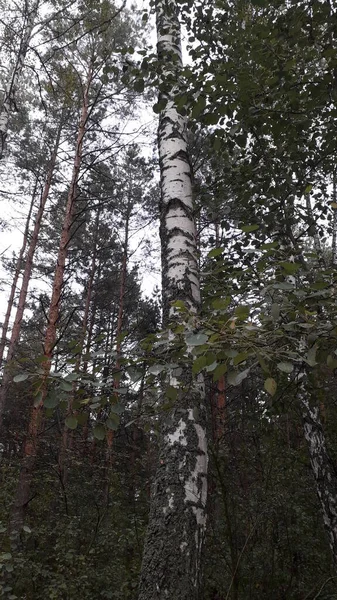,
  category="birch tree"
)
[138,2,208,598]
